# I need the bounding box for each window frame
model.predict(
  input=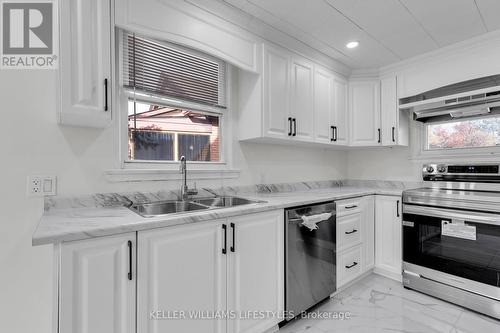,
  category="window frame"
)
[411,115,500,161]
[115,30,234,171]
